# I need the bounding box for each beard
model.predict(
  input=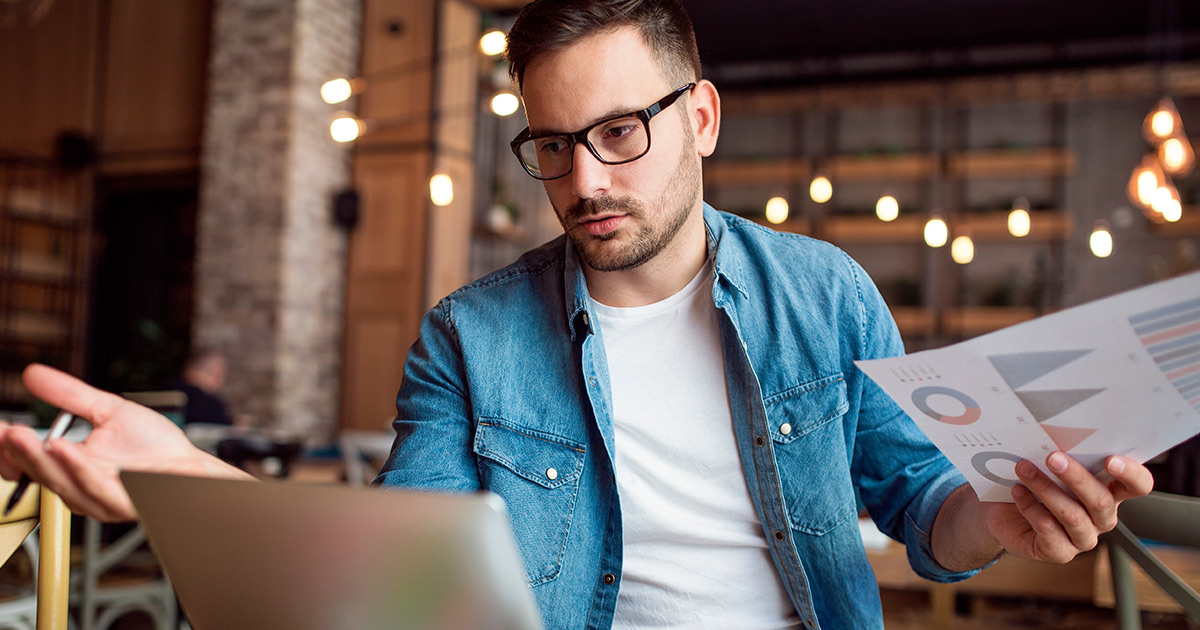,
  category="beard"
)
[557,135,702,272]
